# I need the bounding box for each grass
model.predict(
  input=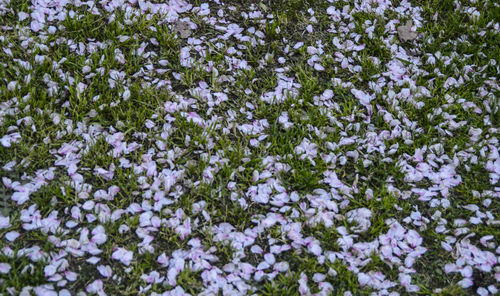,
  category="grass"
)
[0,0,499,295]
